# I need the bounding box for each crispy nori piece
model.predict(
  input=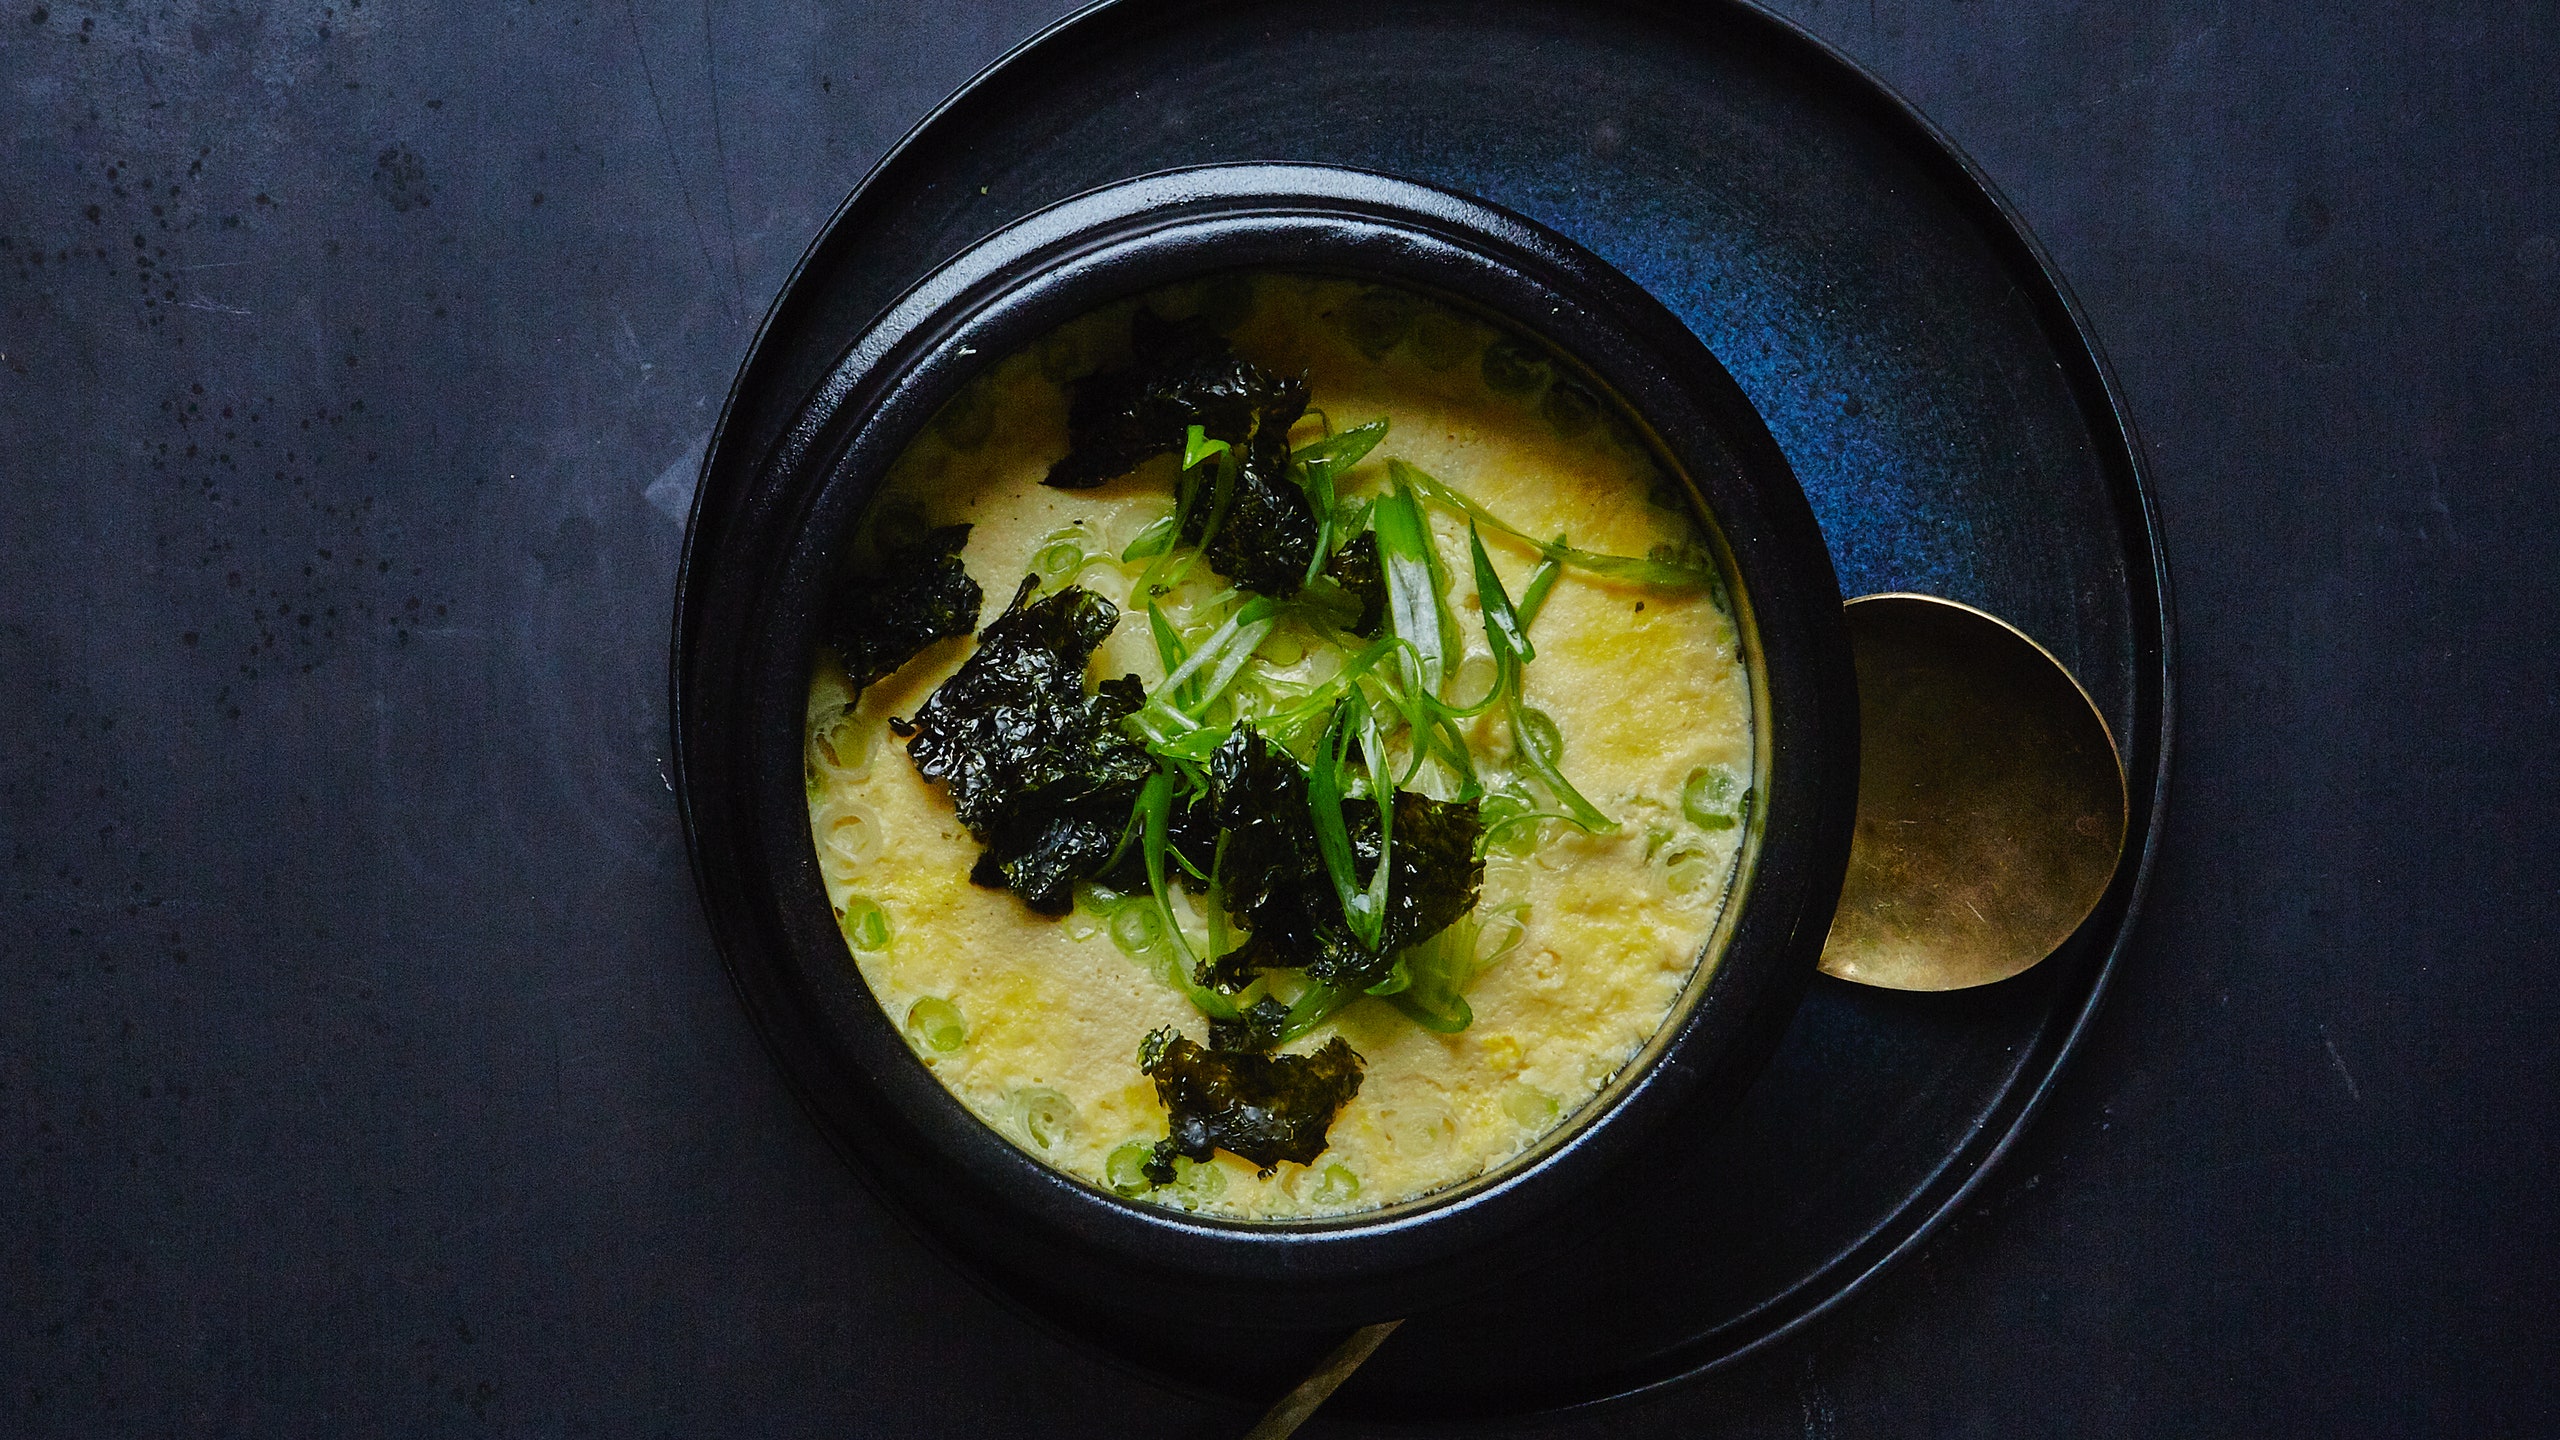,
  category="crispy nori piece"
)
[1372,787,1491,953]
[1199,724,1488,993]
[1139,1027,1365,1181]
[1177,372,1319,597]
[1044,309,1264,489]
[1044,309,1322,597]
[1205,723,1323,915]
[1208,996,1291,1054]
[1320,531,1387,637]
[1095,787,1219,897]
[830,523,983,693]
[904,576,1153,914]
